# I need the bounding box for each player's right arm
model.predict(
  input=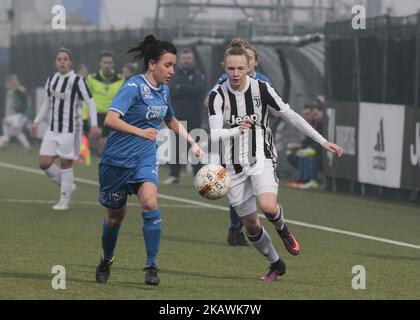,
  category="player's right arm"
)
[105,82,157,140]
[31,77,52,136]
[208,89,251,141]
[104,111,157,140]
